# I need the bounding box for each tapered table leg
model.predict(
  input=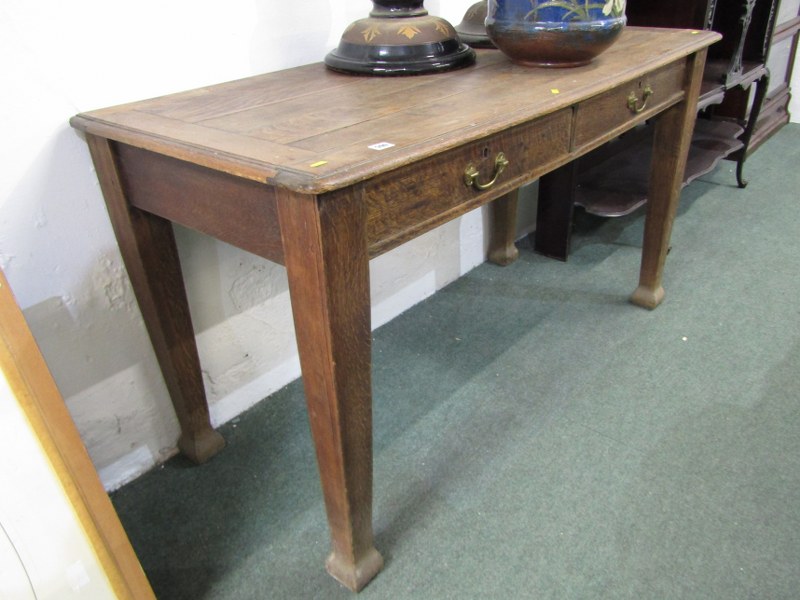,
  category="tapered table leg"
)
[632,49,708,310]
[532,160,579,261]
[488,189,520,266]
[276,188,383,592]
[85,135,224,463]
